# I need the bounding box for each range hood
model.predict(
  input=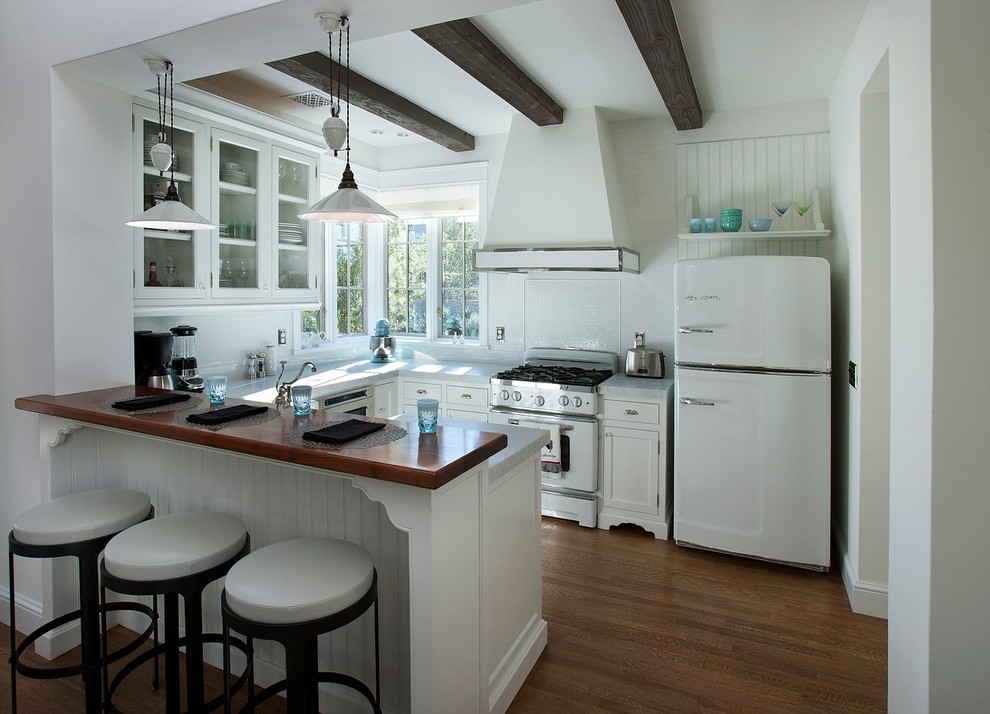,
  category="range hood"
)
[476,106,638,273]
